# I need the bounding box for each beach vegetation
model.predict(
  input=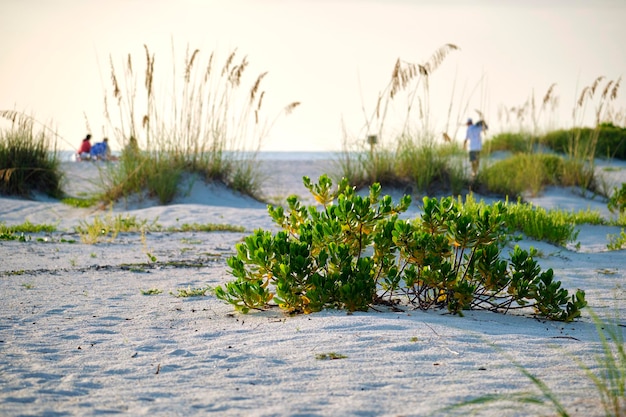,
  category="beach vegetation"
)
[76,213,156,244]
[140,288,163,295]
[0,221,56,234]
[167,222,245,233]
[478,153,596,198]
[607,230,626,251]
[445,309,625,417]
[608,183,626,215]
[0,231,28,242]
[336,44,470,195]
[217,175,586,320]
[76,212,244,244]
[315,352,348,360]
[0,111,63,198]
[463,195,583,247]
[99,43,298,204]
[338,67,622,201]
[172,285,212,298]
[61,196,99,208]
